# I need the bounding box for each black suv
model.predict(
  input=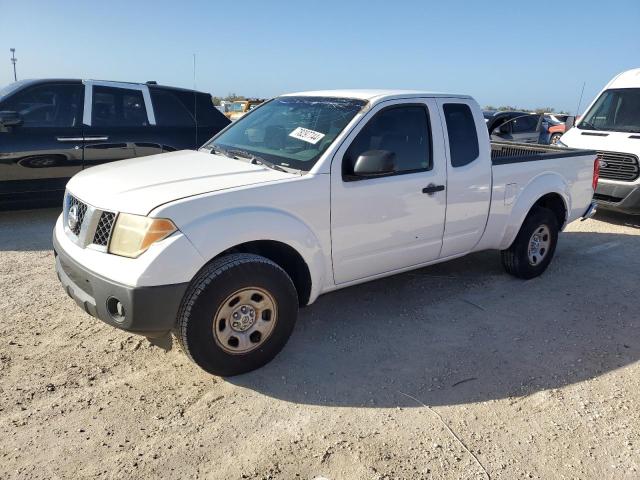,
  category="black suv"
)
[0,79,230,209]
